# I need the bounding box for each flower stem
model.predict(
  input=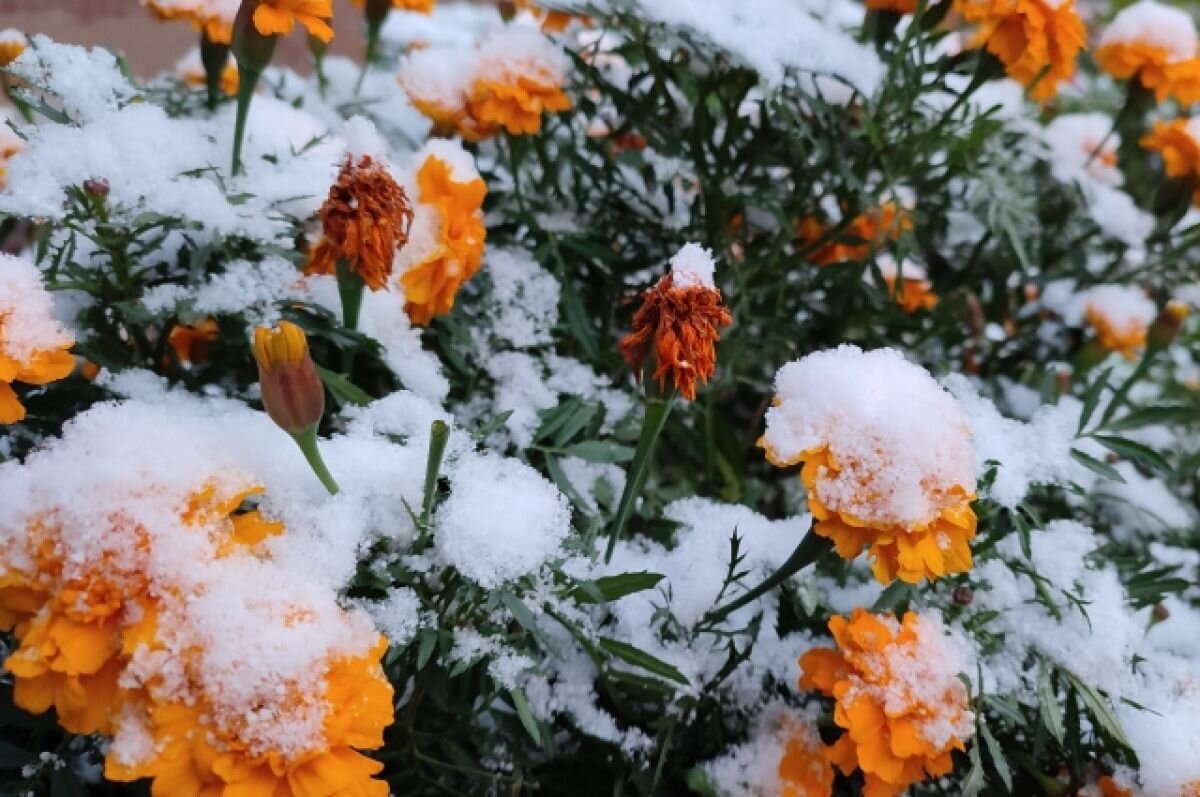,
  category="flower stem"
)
[231,66,261,176]
[604,388,675,562]
[336,258,365,331]
[356,0,390,96]
[420,420,451,529]
[701,530,831,626]
[291,426,340,495]
[199,31,230,112]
